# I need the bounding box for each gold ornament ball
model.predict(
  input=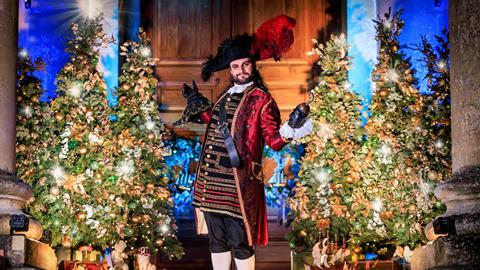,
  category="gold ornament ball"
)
[346,176,354,183]
[155,238,164,247]
[95,172,102,180]
[109,213,117,219]
[331,137,339,144]
[85,110,93,117]
[55,112,64,121]
[79,146,88,155]
[385,121,394,129]
[132,216,141,224]
[409,204,417,212]
[378,89,388,97]
[146,183,155,189]
[162,176,170,184]
[76,211,86,221]
[428,170,438,181]
[50,186,60,196]
[343,93,353,102]
[147,132,155,140]
[353,247,362,254]
[31,133,39,139]
[17,144,27,152]
[31,95,39,103]
[122,83,131,90]
[17,96,22,102]
[298,230,307,238]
